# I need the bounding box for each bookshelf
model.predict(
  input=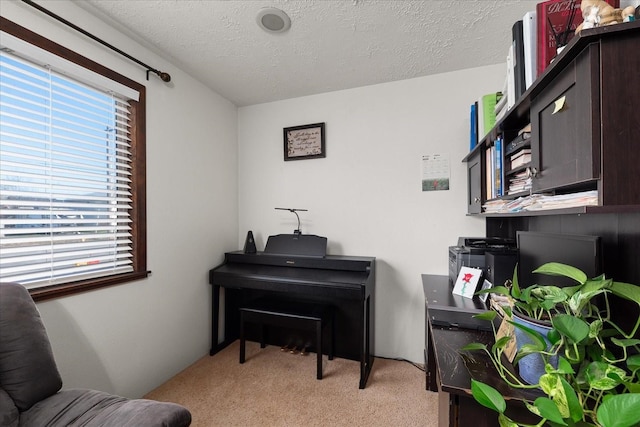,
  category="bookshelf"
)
[462,21,640,295]
[464,20,640,215]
